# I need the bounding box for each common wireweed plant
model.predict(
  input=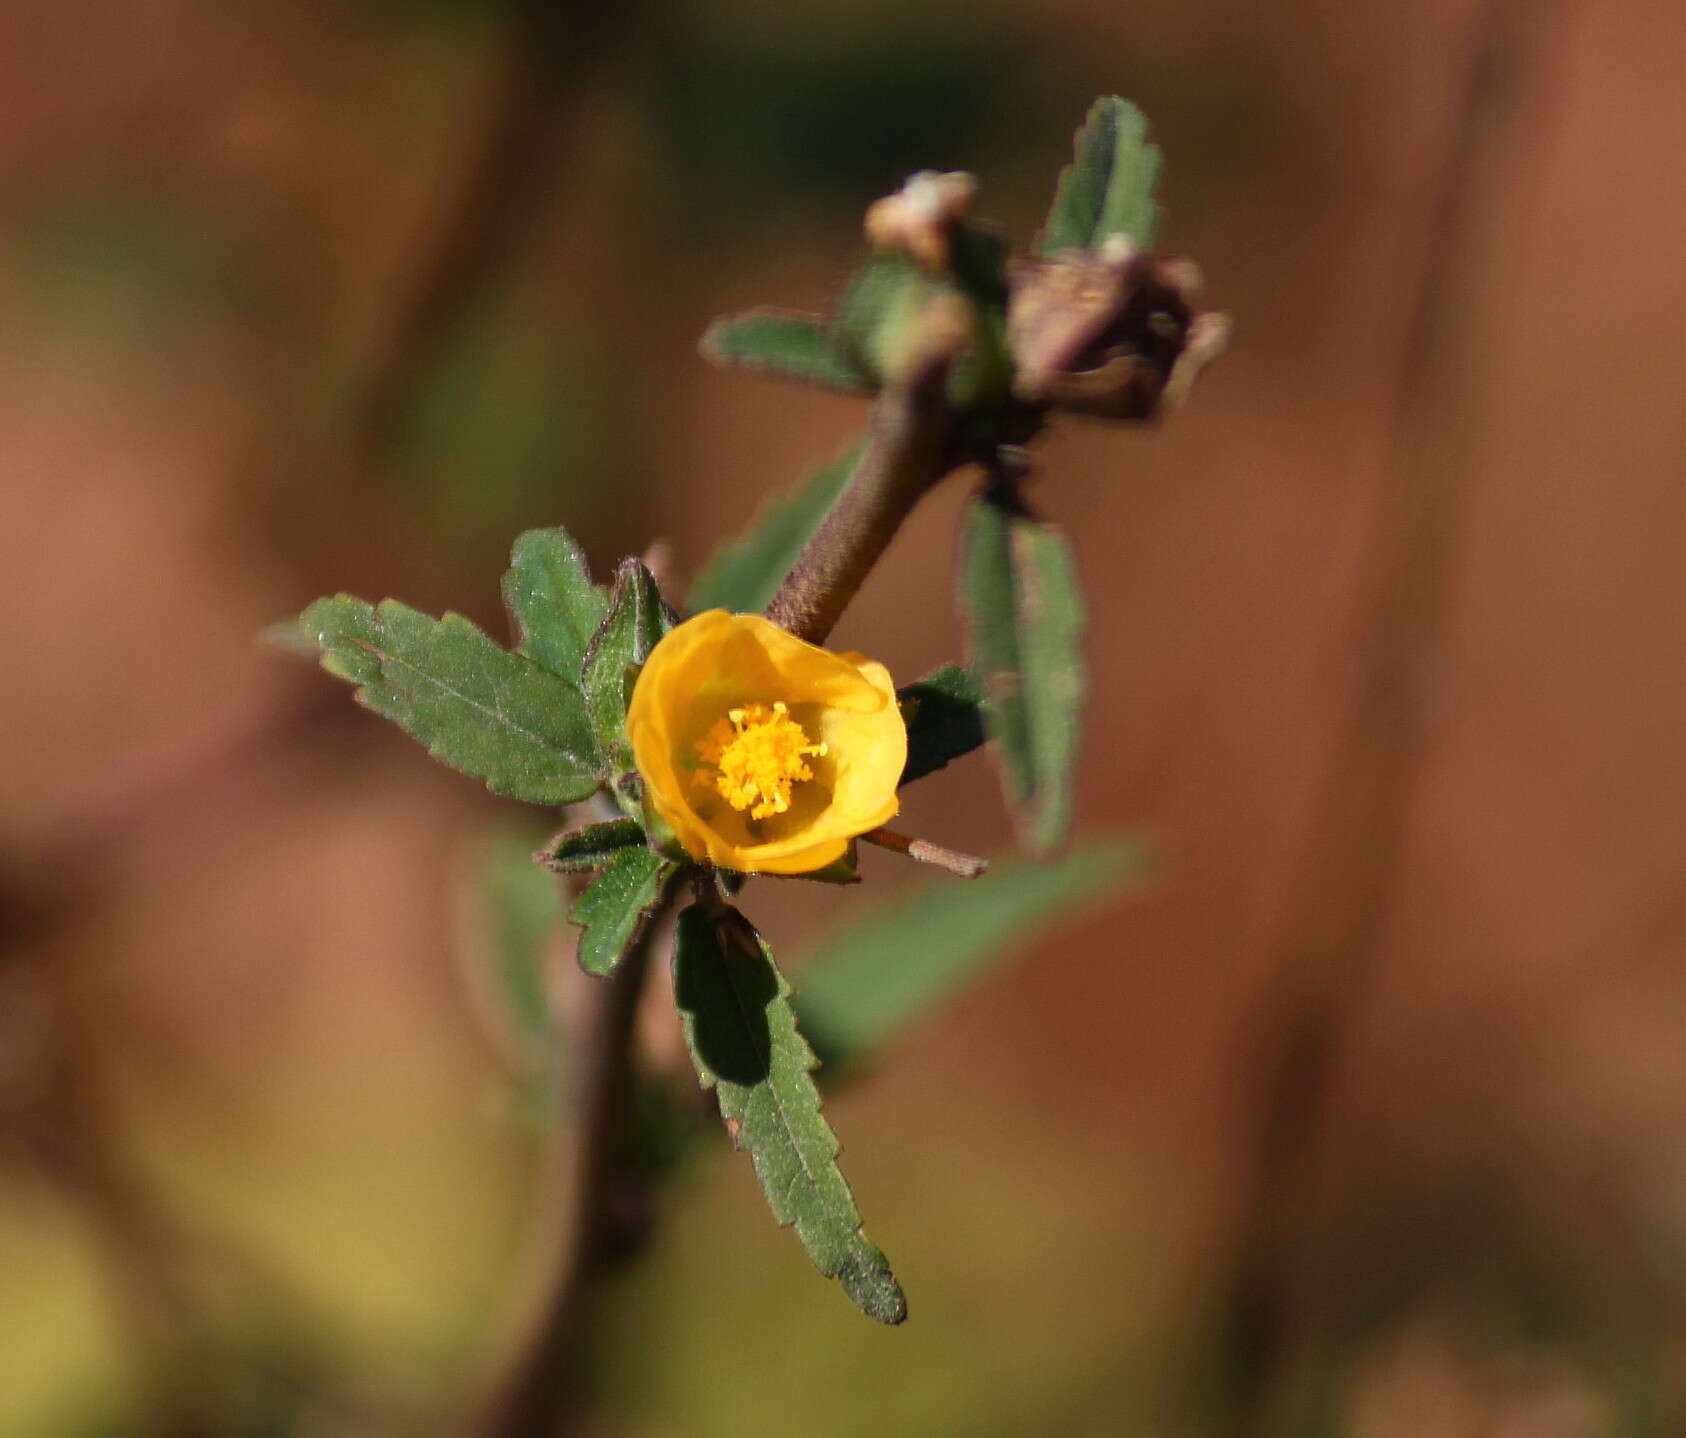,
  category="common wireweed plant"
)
[293,99,1225,1348]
